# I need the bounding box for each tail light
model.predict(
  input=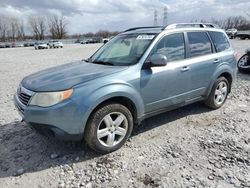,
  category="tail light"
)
[234,50,238,63]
